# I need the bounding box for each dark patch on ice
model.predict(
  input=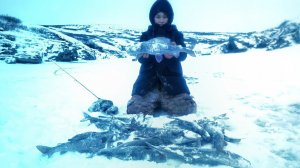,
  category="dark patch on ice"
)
[273,149,298,161]
[255,119,269,127]
[288,103,300,114]
[213,72,224,78]
[183,76,199,84]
